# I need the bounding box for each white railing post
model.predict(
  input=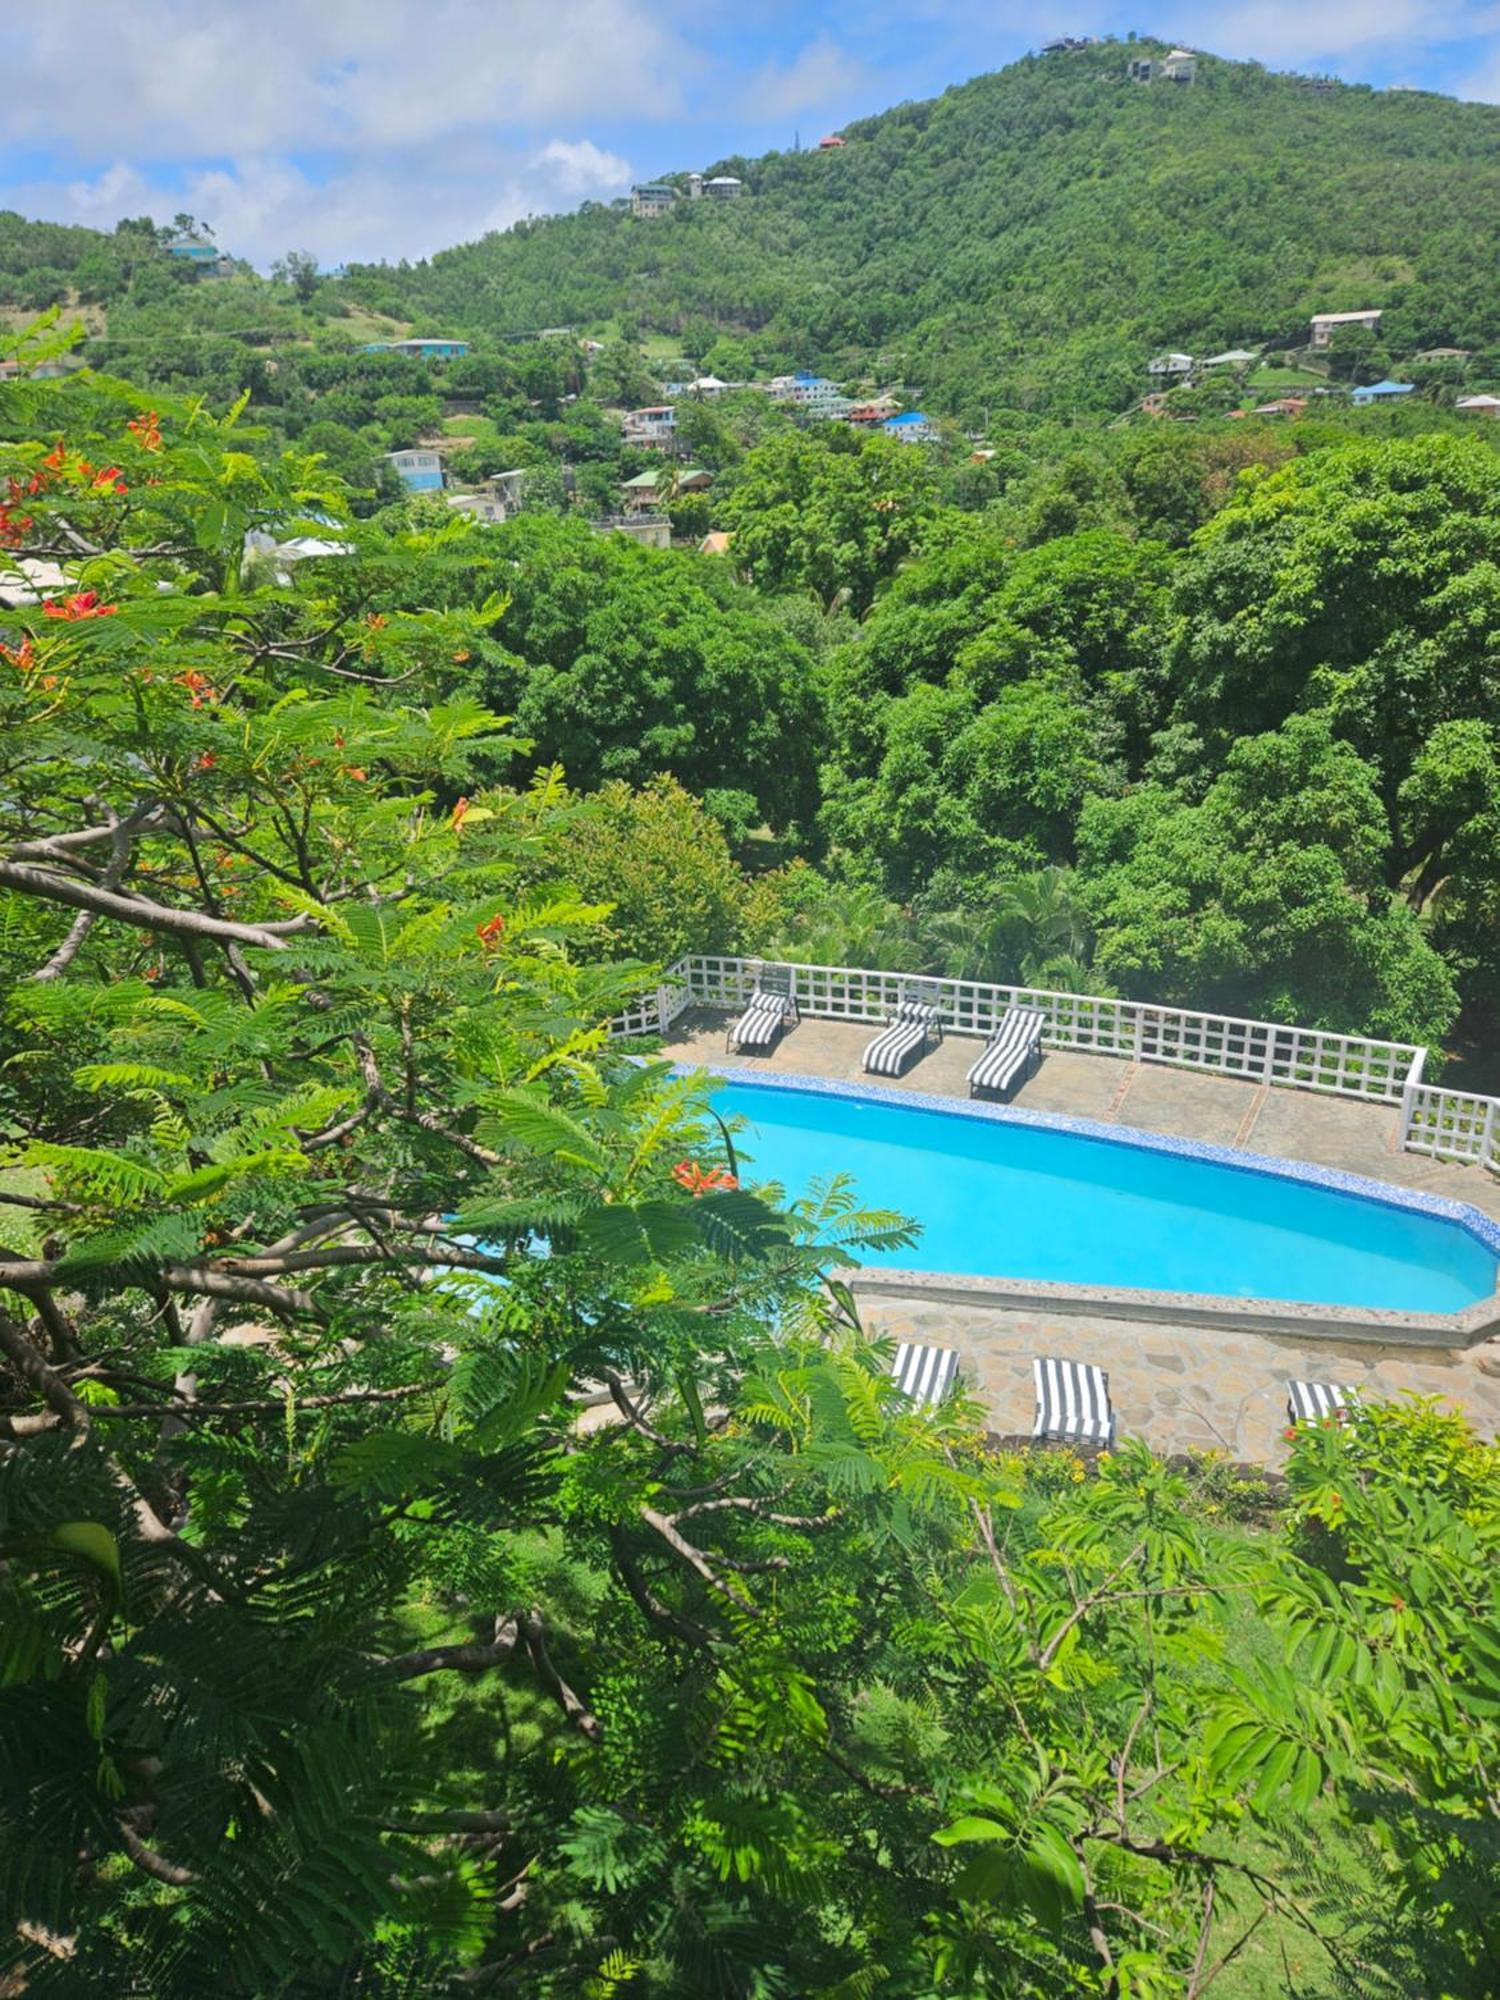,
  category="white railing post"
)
[1398,1047,1426,1154]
